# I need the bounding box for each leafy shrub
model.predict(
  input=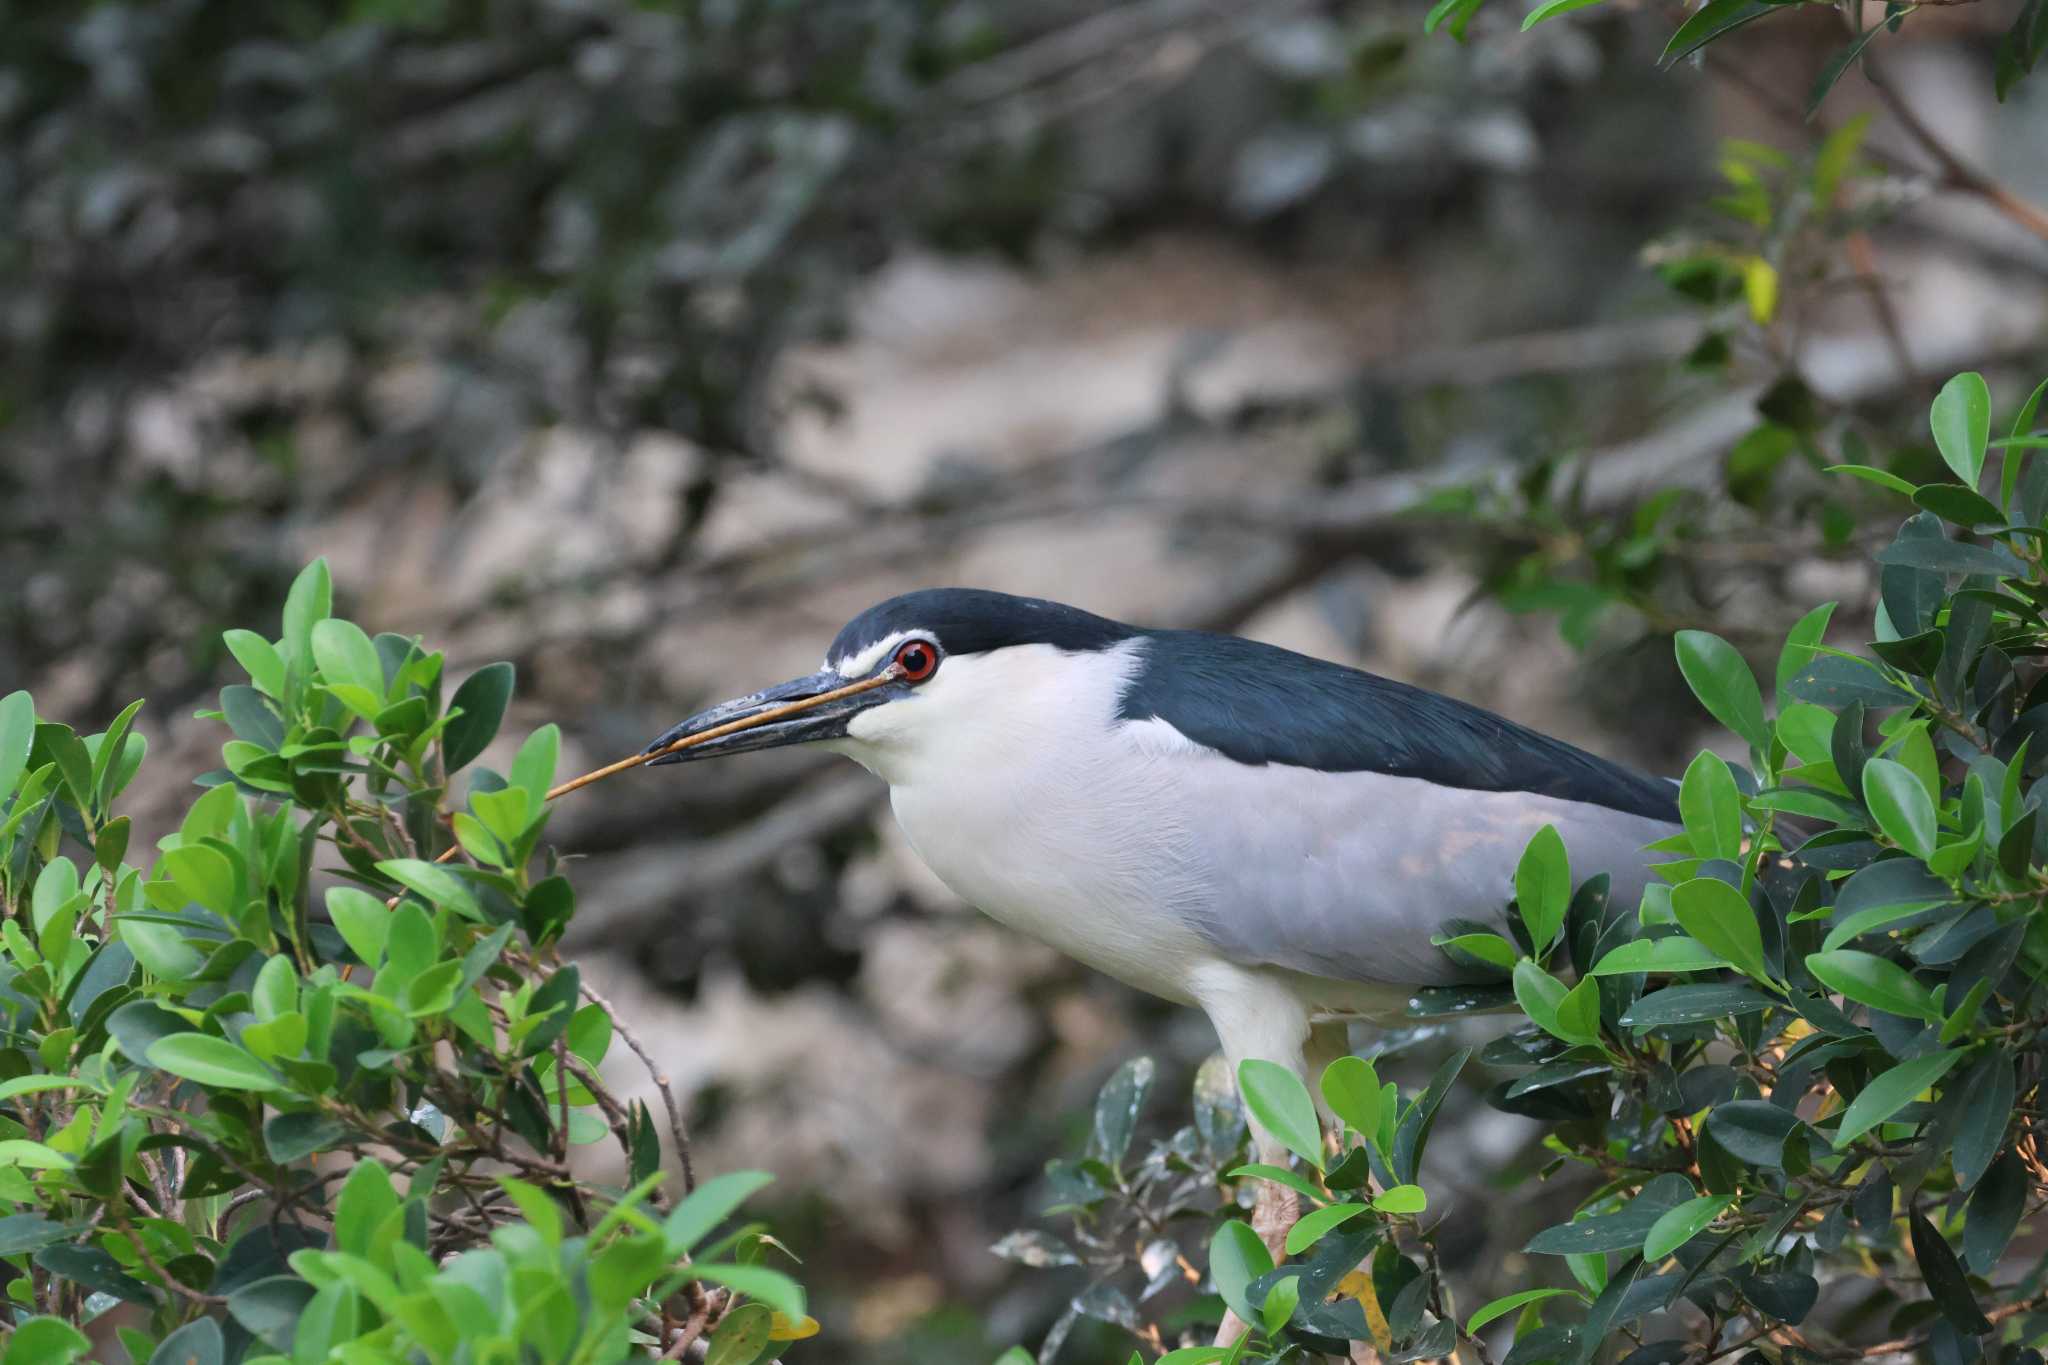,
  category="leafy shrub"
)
[1003,371,2048,1364]
[0,561,809,1363]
